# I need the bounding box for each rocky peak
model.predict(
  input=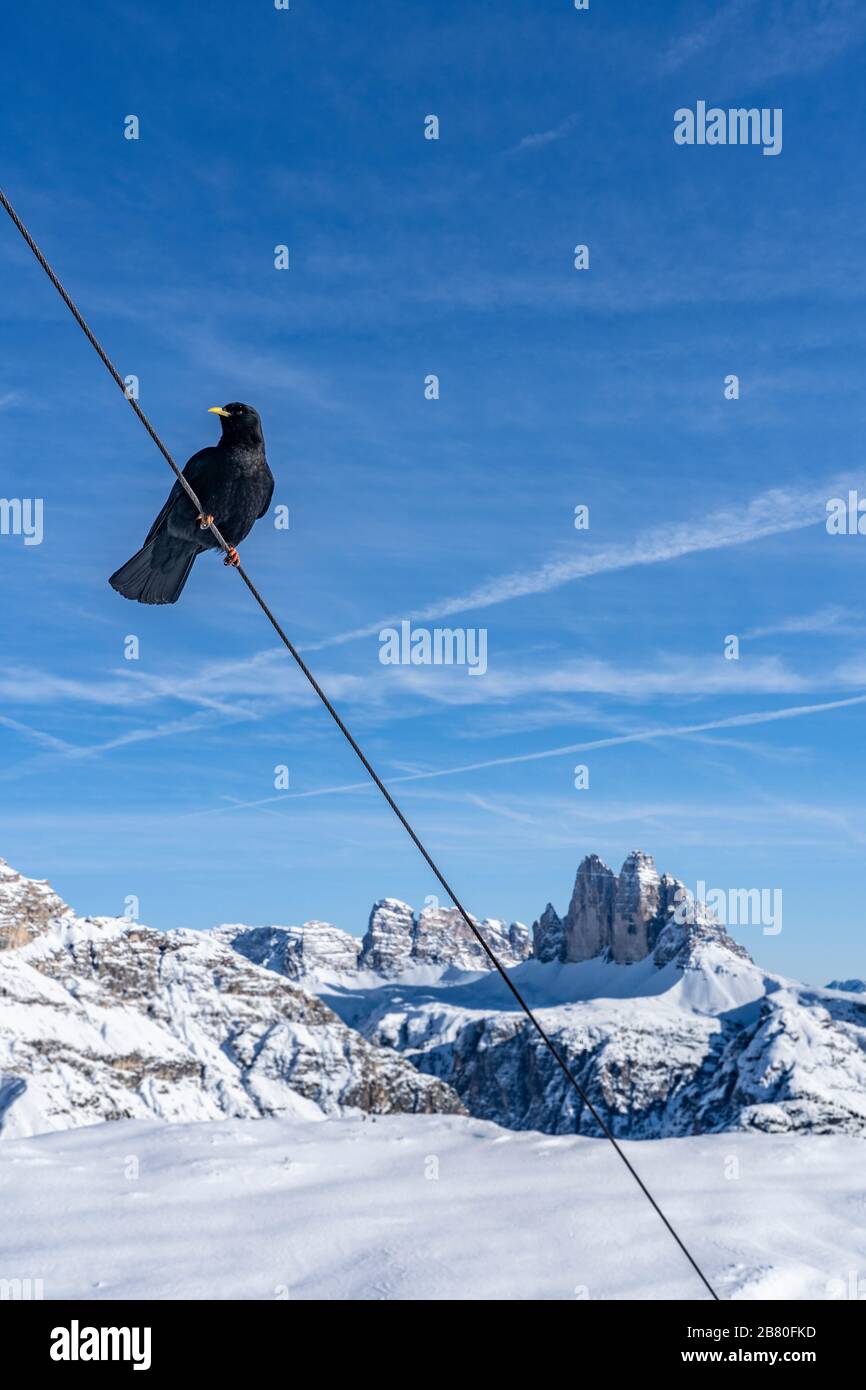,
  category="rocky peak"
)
[562,854,617,962]
[360,898,415,974]
[547,853,751,967]
[359,899,531,975]
[532,903,565,963]
[0,857,76,950]
[413,904,469,966]
[220,921,362,980]
[0,858,463,1139]
[291,921,363,975]
[219,897,533,982]
[612,851,662,963]
[412,907,525,970]
[652,879,753,969]
[507,920,532,960]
